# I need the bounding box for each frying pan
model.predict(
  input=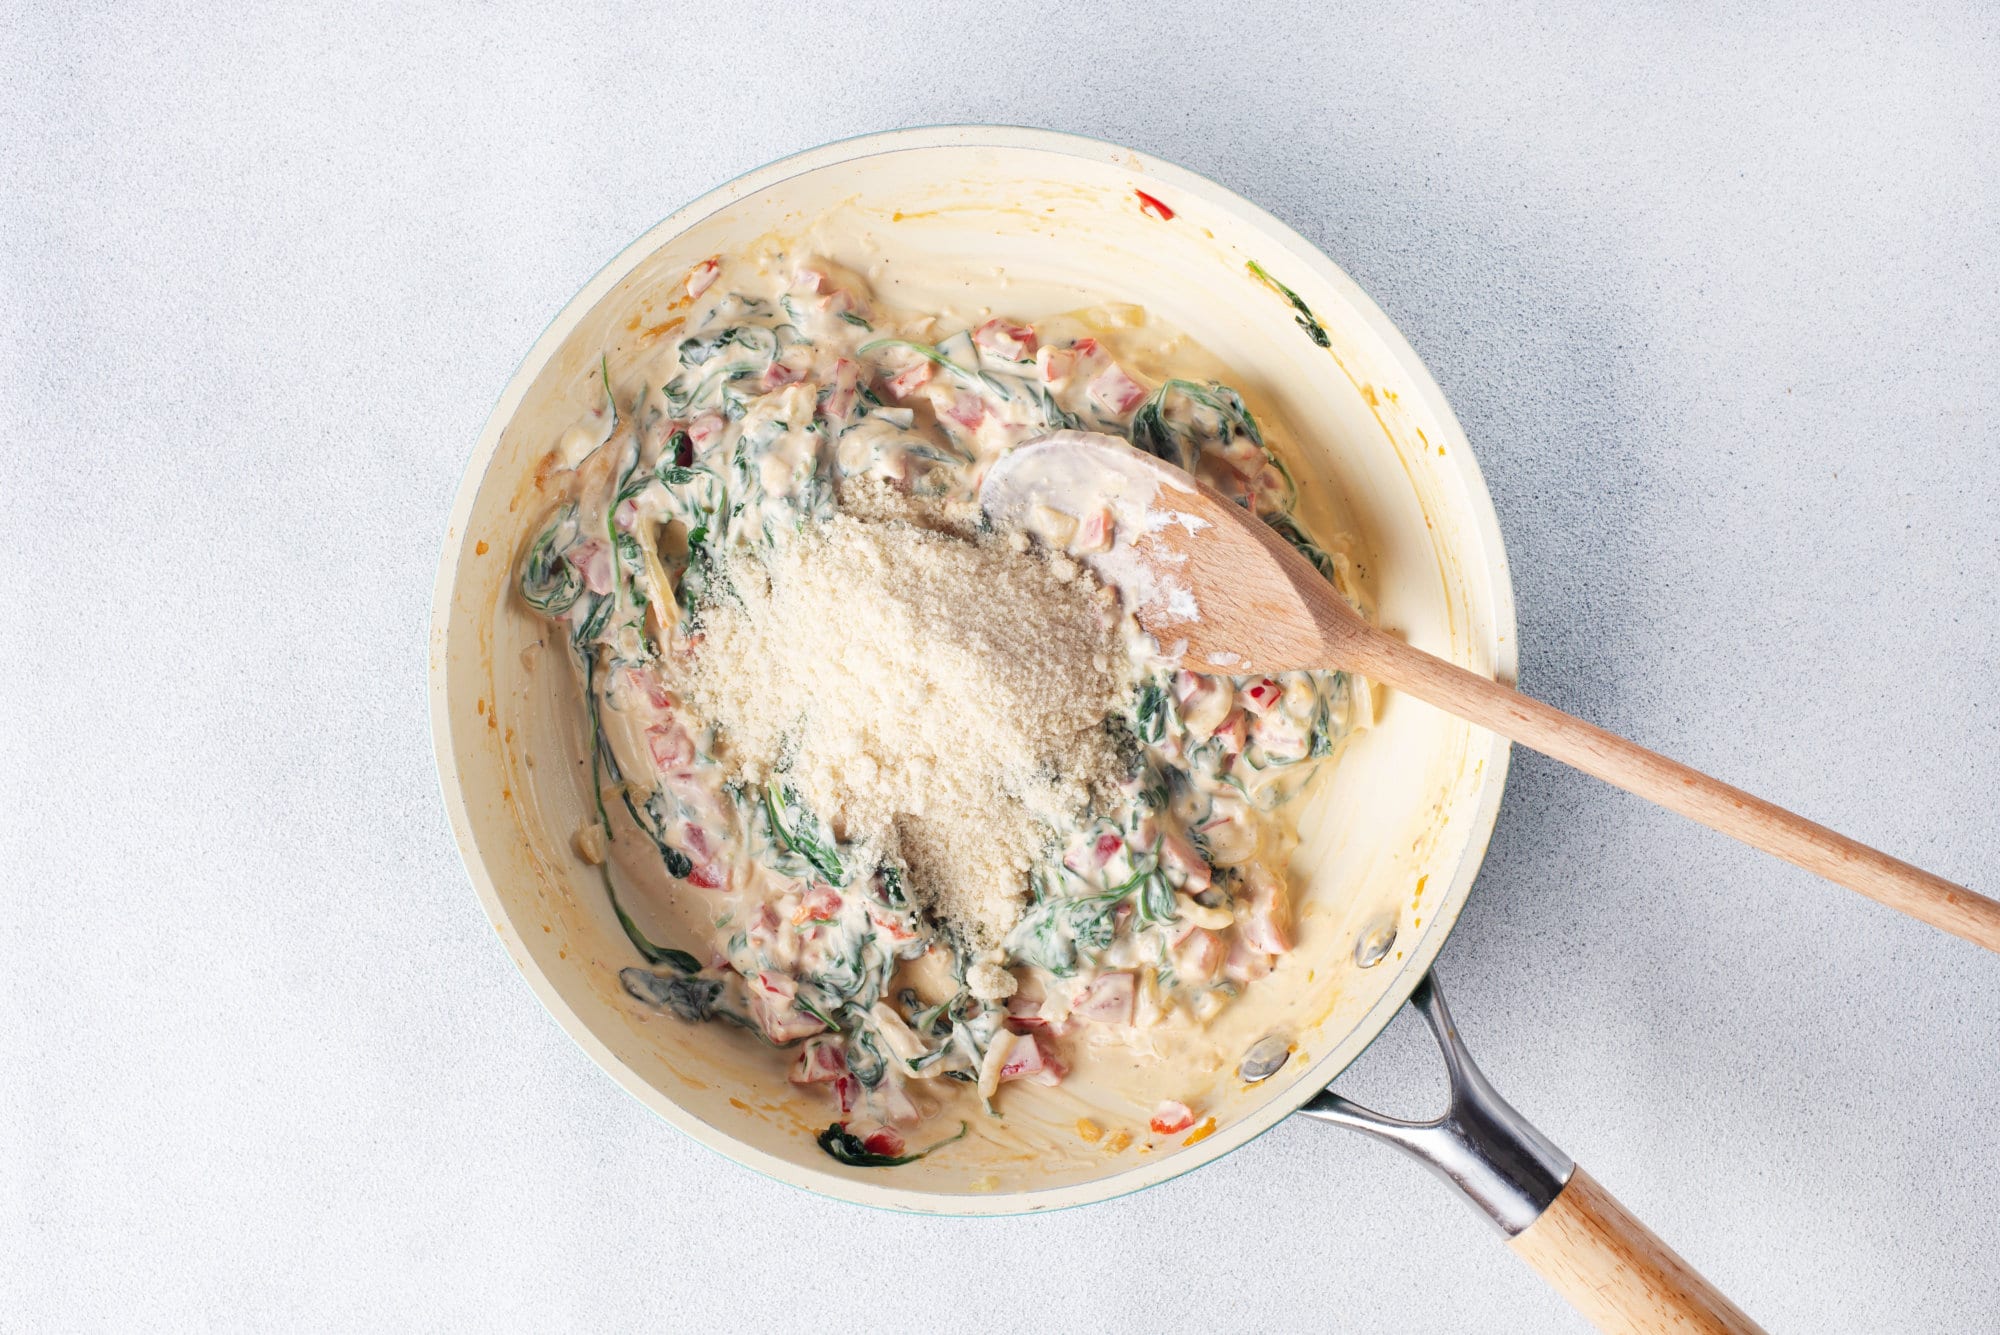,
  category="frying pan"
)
[429,126,1761,1332]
